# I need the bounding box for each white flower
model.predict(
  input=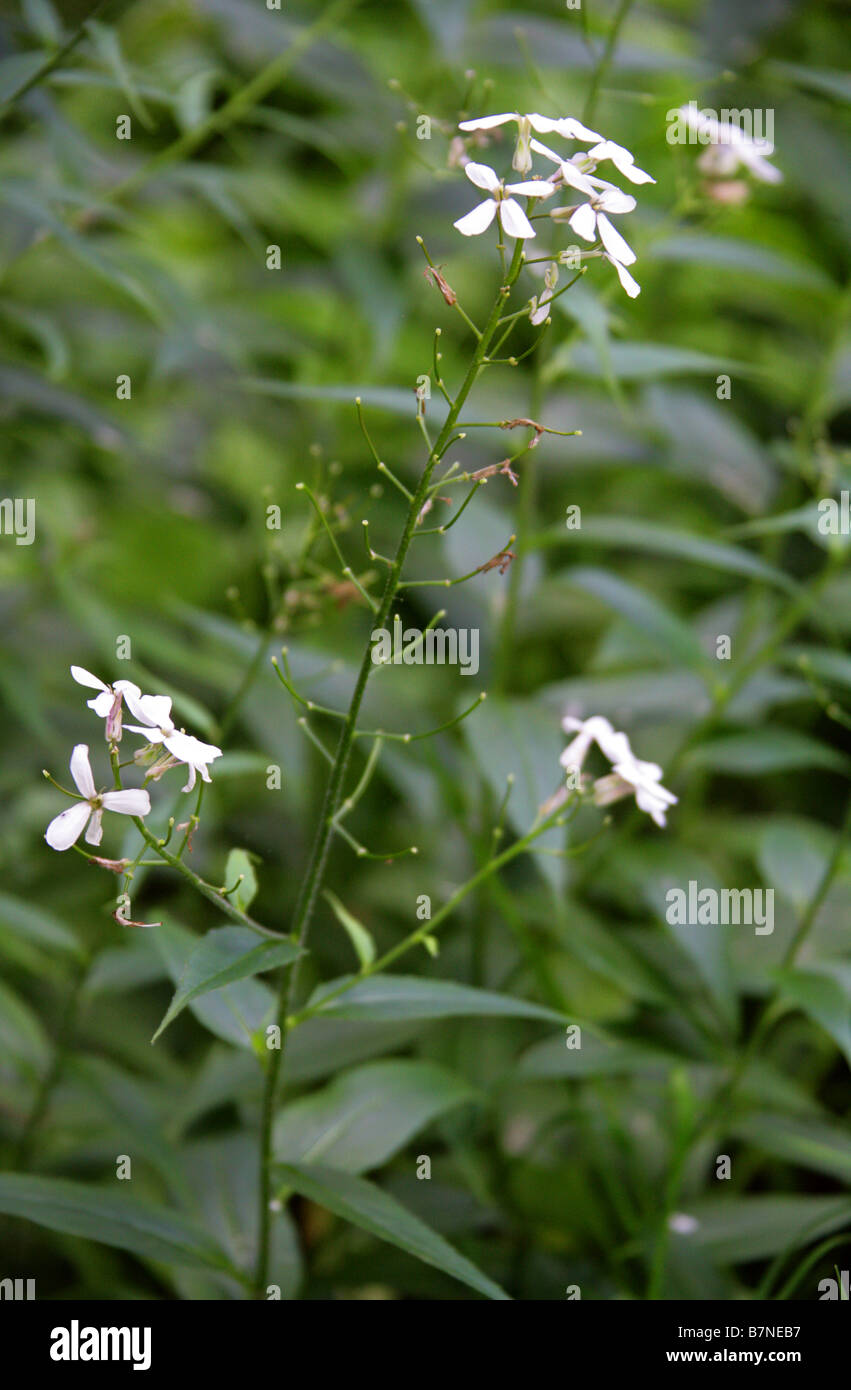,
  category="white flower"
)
[560,714,677,828]
[45,744,151,851]
[458,112,601,174]
[71,666,141,741]
[453,162,555,240]
[585,139,655,185]
[561,714,634,772]
[565,181,638,265]
[529,262,559,325]
[121,688,222,792]
[679,105,781,184]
